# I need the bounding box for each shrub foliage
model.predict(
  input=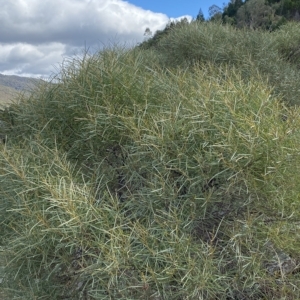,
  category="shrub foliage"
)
[1,23,300,299]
